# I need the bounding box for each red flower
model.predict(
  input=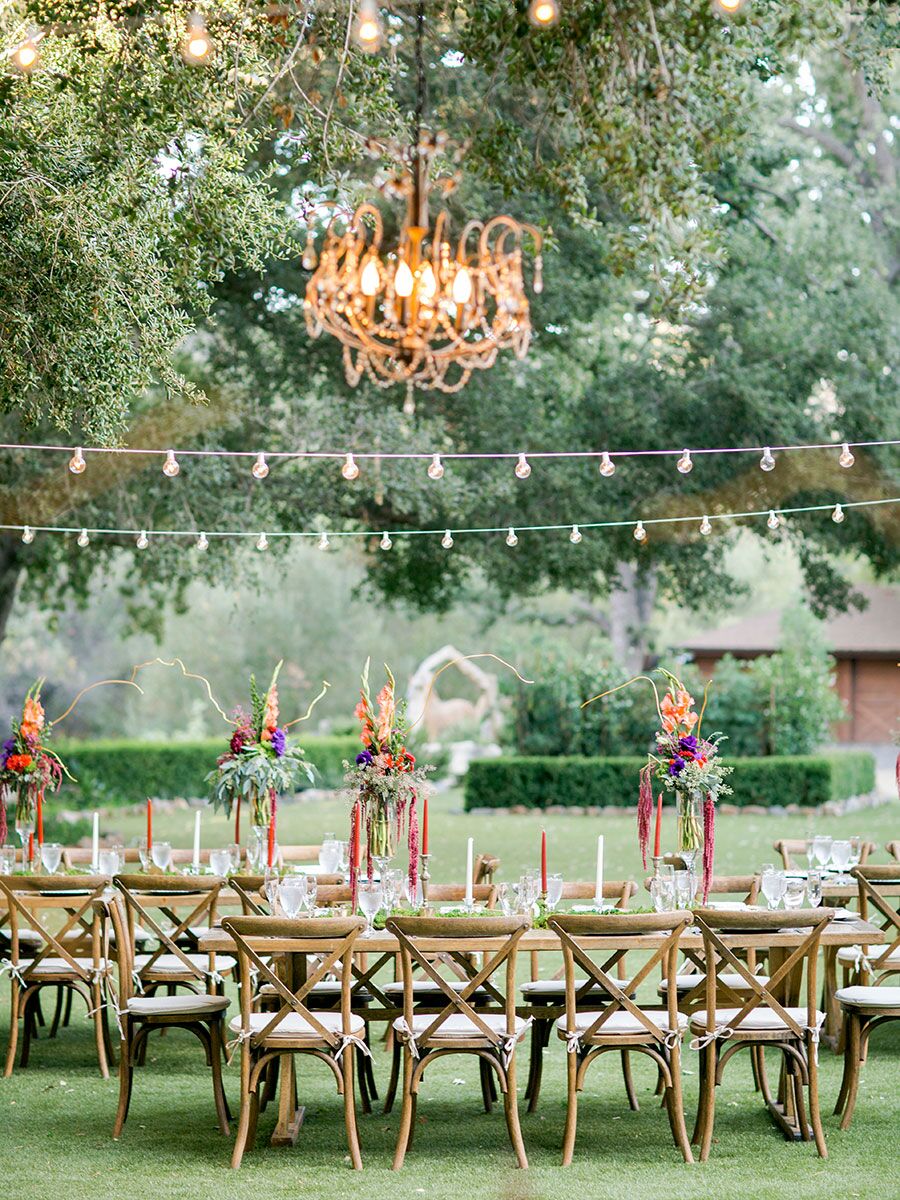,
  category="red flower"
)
[6,754,33,772]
